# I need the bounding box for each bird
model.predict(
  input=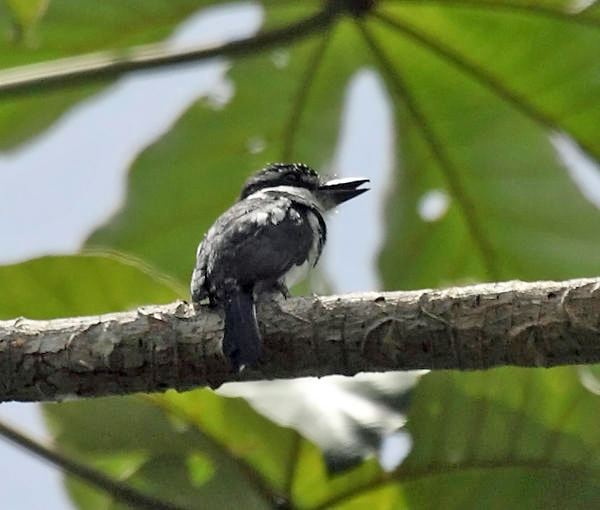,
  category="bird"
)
[191,162,369,371]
